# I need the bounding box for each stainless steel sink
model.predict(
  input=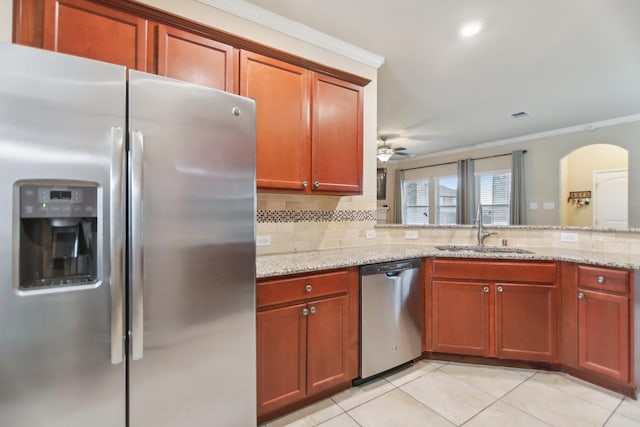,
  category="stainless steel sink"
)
[435,245,533,254]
